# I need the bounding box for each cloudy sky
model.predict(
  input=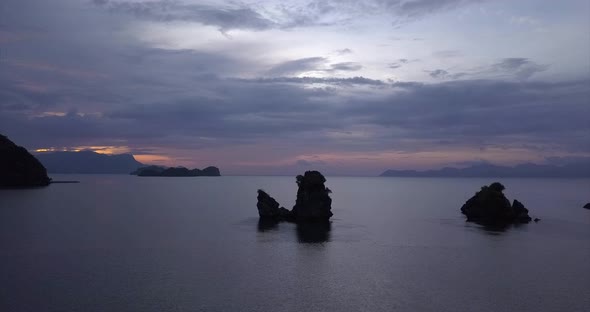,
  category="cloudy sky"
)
[1,0,589,175]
